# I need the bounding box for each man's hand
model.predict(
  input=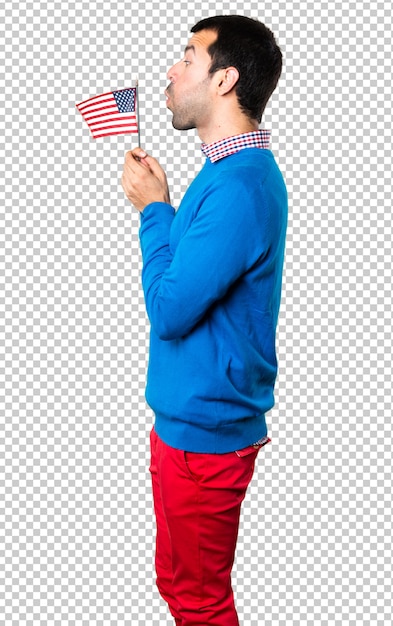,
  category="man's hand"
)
[121,147,171,213]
